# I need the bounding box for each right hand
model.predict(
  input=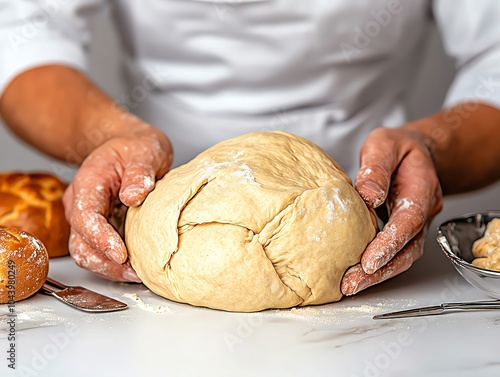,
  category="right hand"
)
[63,122,173,282]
